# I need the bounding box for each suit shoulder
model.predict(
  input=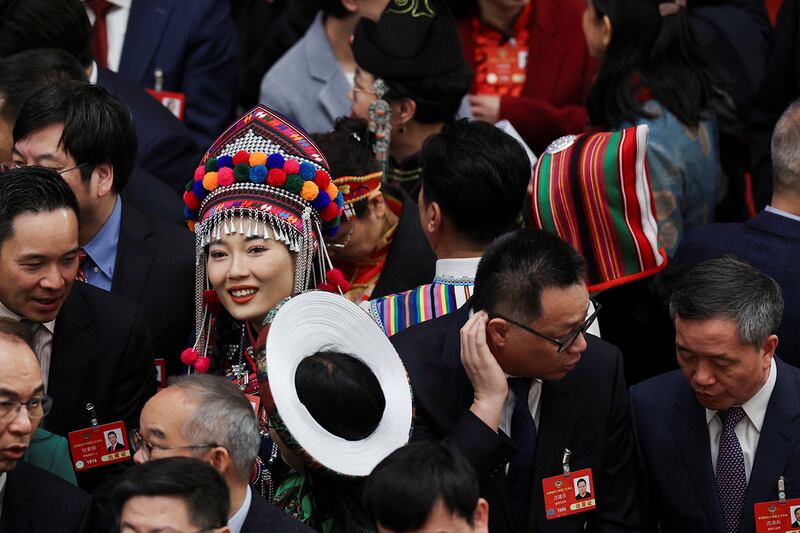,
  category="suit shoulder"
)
[392,311,457,355]
[244,493,315,532]
[11,461,90,505]
[70,282,141,323]
[630,369,686,409]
